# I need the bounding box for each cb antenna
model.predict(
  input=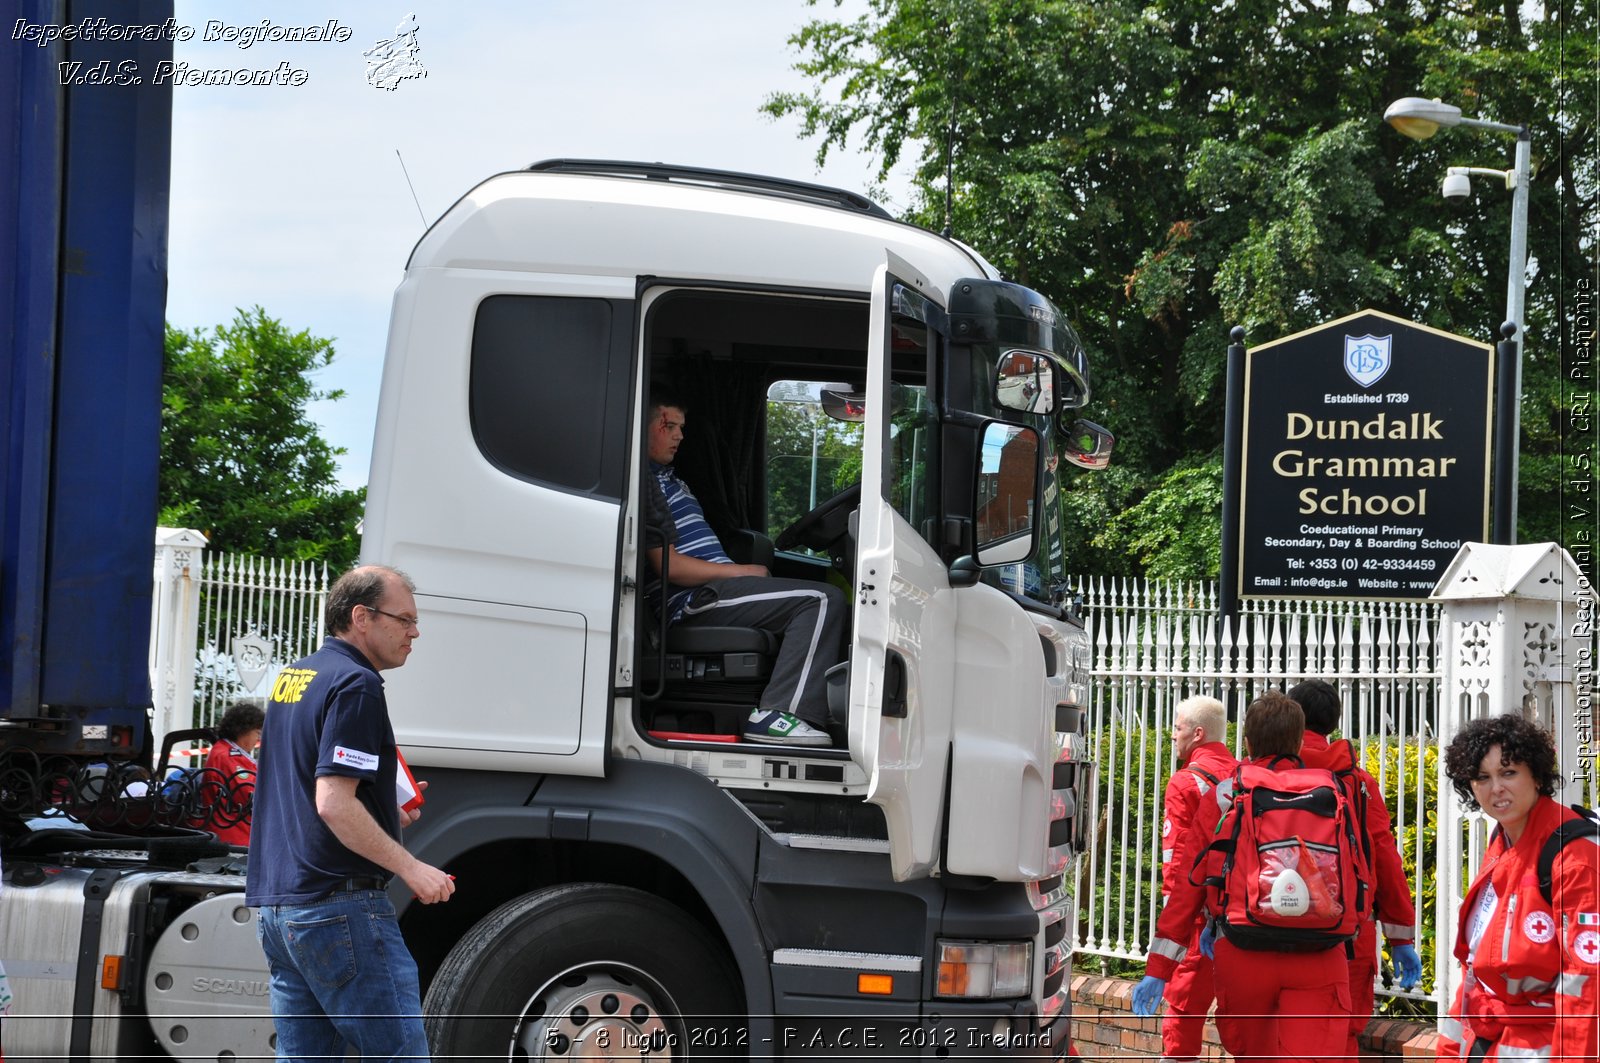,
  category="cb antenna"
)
[395,149,426,228]
[942,96,956,239]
